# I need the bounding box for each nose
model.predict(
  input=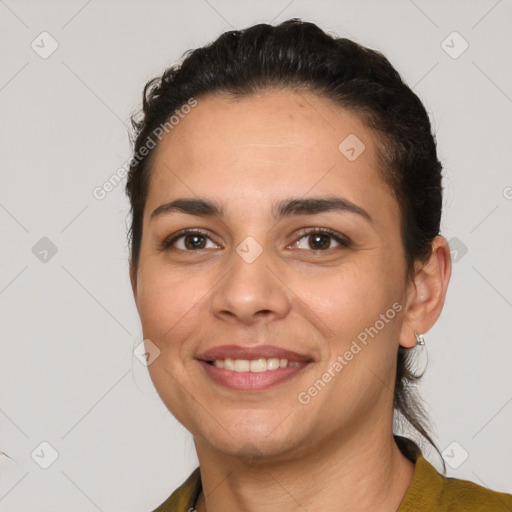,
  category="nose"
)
[209,249,291,325]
